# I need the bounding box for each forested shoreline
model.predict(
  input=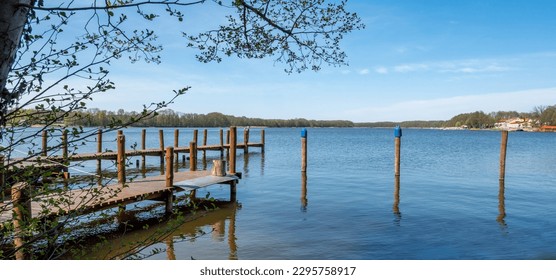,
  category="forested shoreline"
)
[10,105,556,129]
